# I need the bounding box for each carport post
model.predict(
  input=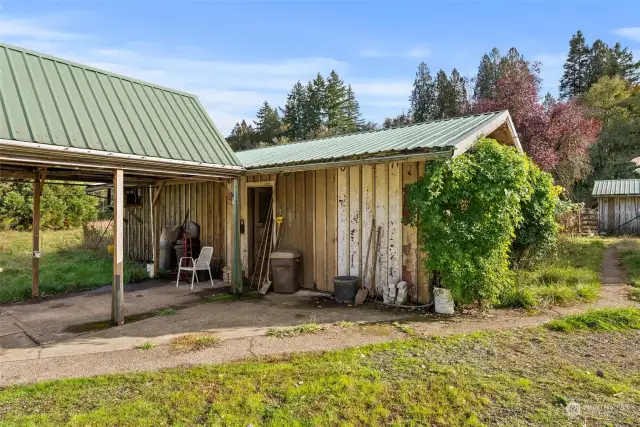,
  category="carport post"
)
[32,169,45,298]
[112,169,125,325]
[232,178,242,293]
